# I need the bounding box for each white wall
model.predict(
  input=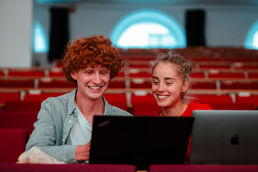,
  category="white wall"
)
[68,3,258,46]
[33,3,258,66]
[0,0,33,67]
